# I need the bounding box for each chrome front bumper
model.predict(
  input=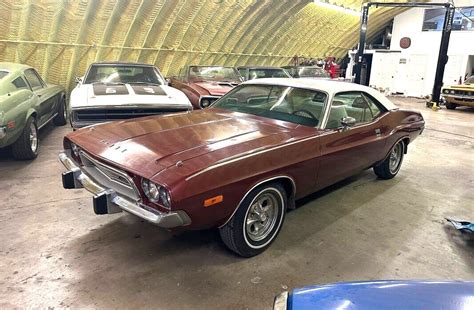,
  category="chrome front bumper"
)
[59,152,191,228]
